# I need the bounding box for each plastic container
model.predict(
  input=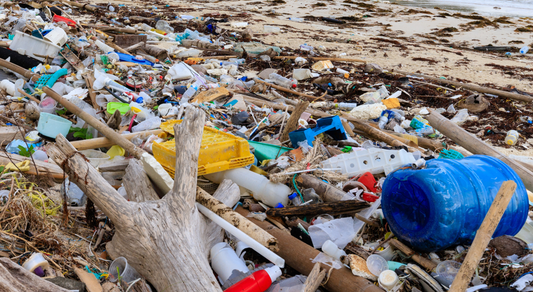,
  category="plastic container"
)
[292,69,313,81]
[108,257,142,283]
[0,80,15,96]
[22,253,50,274]
[247,141,292,162]
[289,116,347,147]
[435,260,461,287]
[322,240,346,260]
[382,155,529,252]
[263,25,280,33]
[379,270,399,291]
[520,46,530,54]
[205,168,290,207]
[154,120,254,176]
[210,242,249,283]
[79,150,110,168]
[515,218,533,244]
[129,101,153,121]
[506,130,519,145]
[43,27,68,46]
[62,178,86,206]
[225,266,281,292]
[37,113,72,139]
[322,148,415,177]
[9,31,62,62]
[366,254,389,277]
[268,73,296,89]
